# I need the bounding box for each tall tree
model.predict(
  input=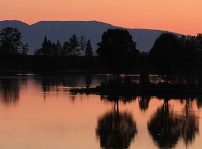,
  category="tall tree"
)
[78,36,87,56]
[69,34,79,56]
[85,39,93,56]
[97,28,138,72]
[61,41,70,56]
[62,34,79,56]
[149,32,183,73]
[51,43,57,56]
[35,36,53,56]
[180,35,198,71]
[56,40,62,56]
[194,33,202,72]
[41,36,50,55]
[0,27,28,56]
